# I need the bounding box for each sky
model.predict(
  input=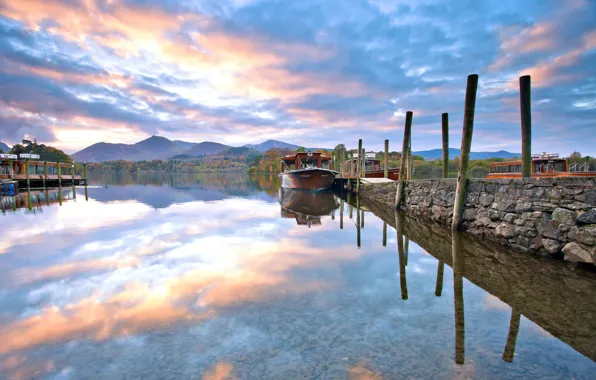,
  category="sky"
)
[0,0,595,155]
